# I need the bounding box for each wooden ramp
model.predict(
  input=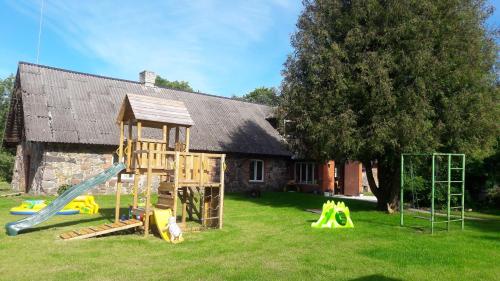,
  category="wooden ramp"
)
[60,219,143,240]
